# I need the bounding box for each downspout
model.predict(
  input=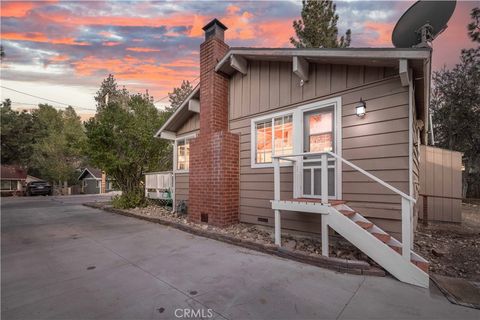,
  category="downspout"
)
[172,140,176,213]
[429,112,435,146]
[408,68,414,248]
